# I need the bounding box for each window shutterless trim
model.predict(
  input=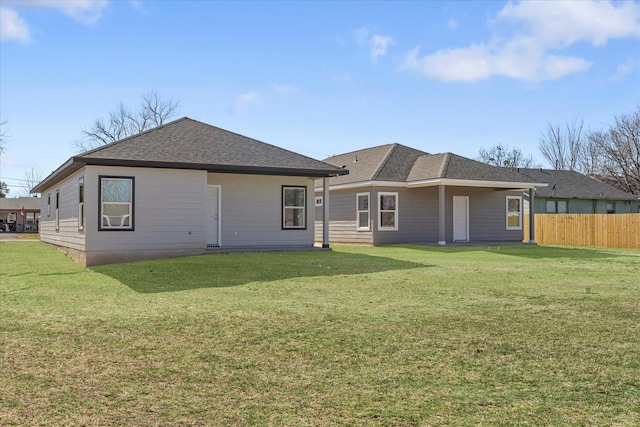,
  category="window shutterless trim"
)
[281,185,307,230]
[506,195,522,230]
[356,192,370,231]
[98,175,135,231]
[378,191,398,231]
